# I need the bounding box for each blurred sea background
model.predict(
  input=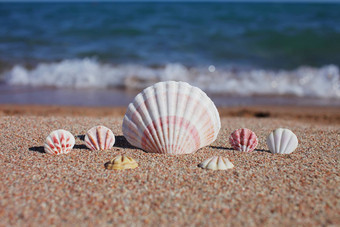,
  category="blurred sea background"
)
[0,1,339,106]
